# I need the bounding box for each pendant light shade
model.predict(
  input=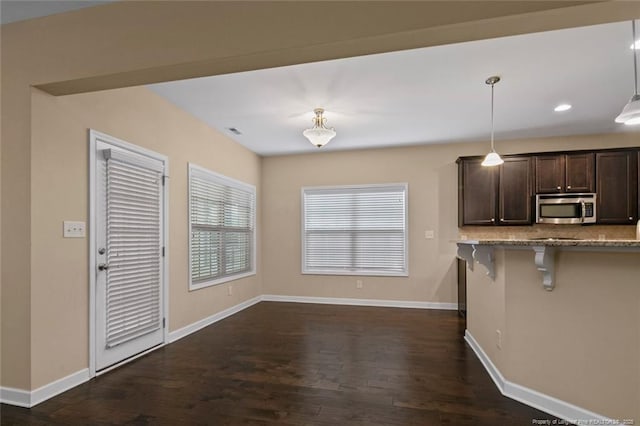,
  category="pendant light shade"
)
[615,94,640,125]
[482,151,504,167]
[481,76,504,167]
[303,108,336,147]
[616,20,640,126]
